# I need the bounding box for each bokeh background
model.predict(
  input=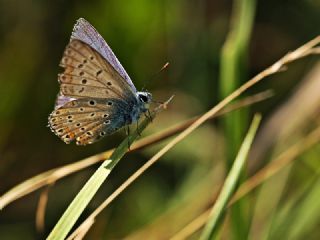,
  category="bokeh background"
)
[0,0,320,239]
